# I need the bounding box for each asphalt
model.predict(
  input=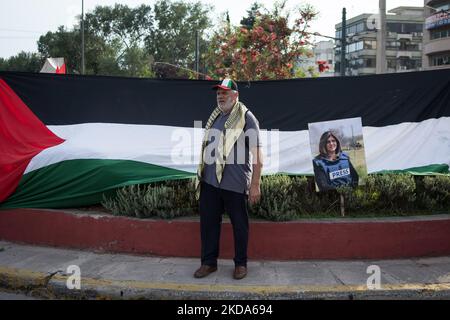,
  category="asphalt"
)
[0,240,449,300]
